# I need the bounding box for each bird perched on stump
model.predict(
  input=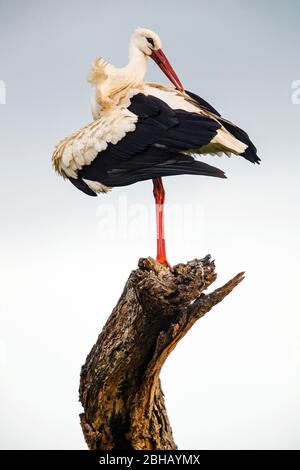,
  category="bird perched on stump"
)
[52,27,260,268]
